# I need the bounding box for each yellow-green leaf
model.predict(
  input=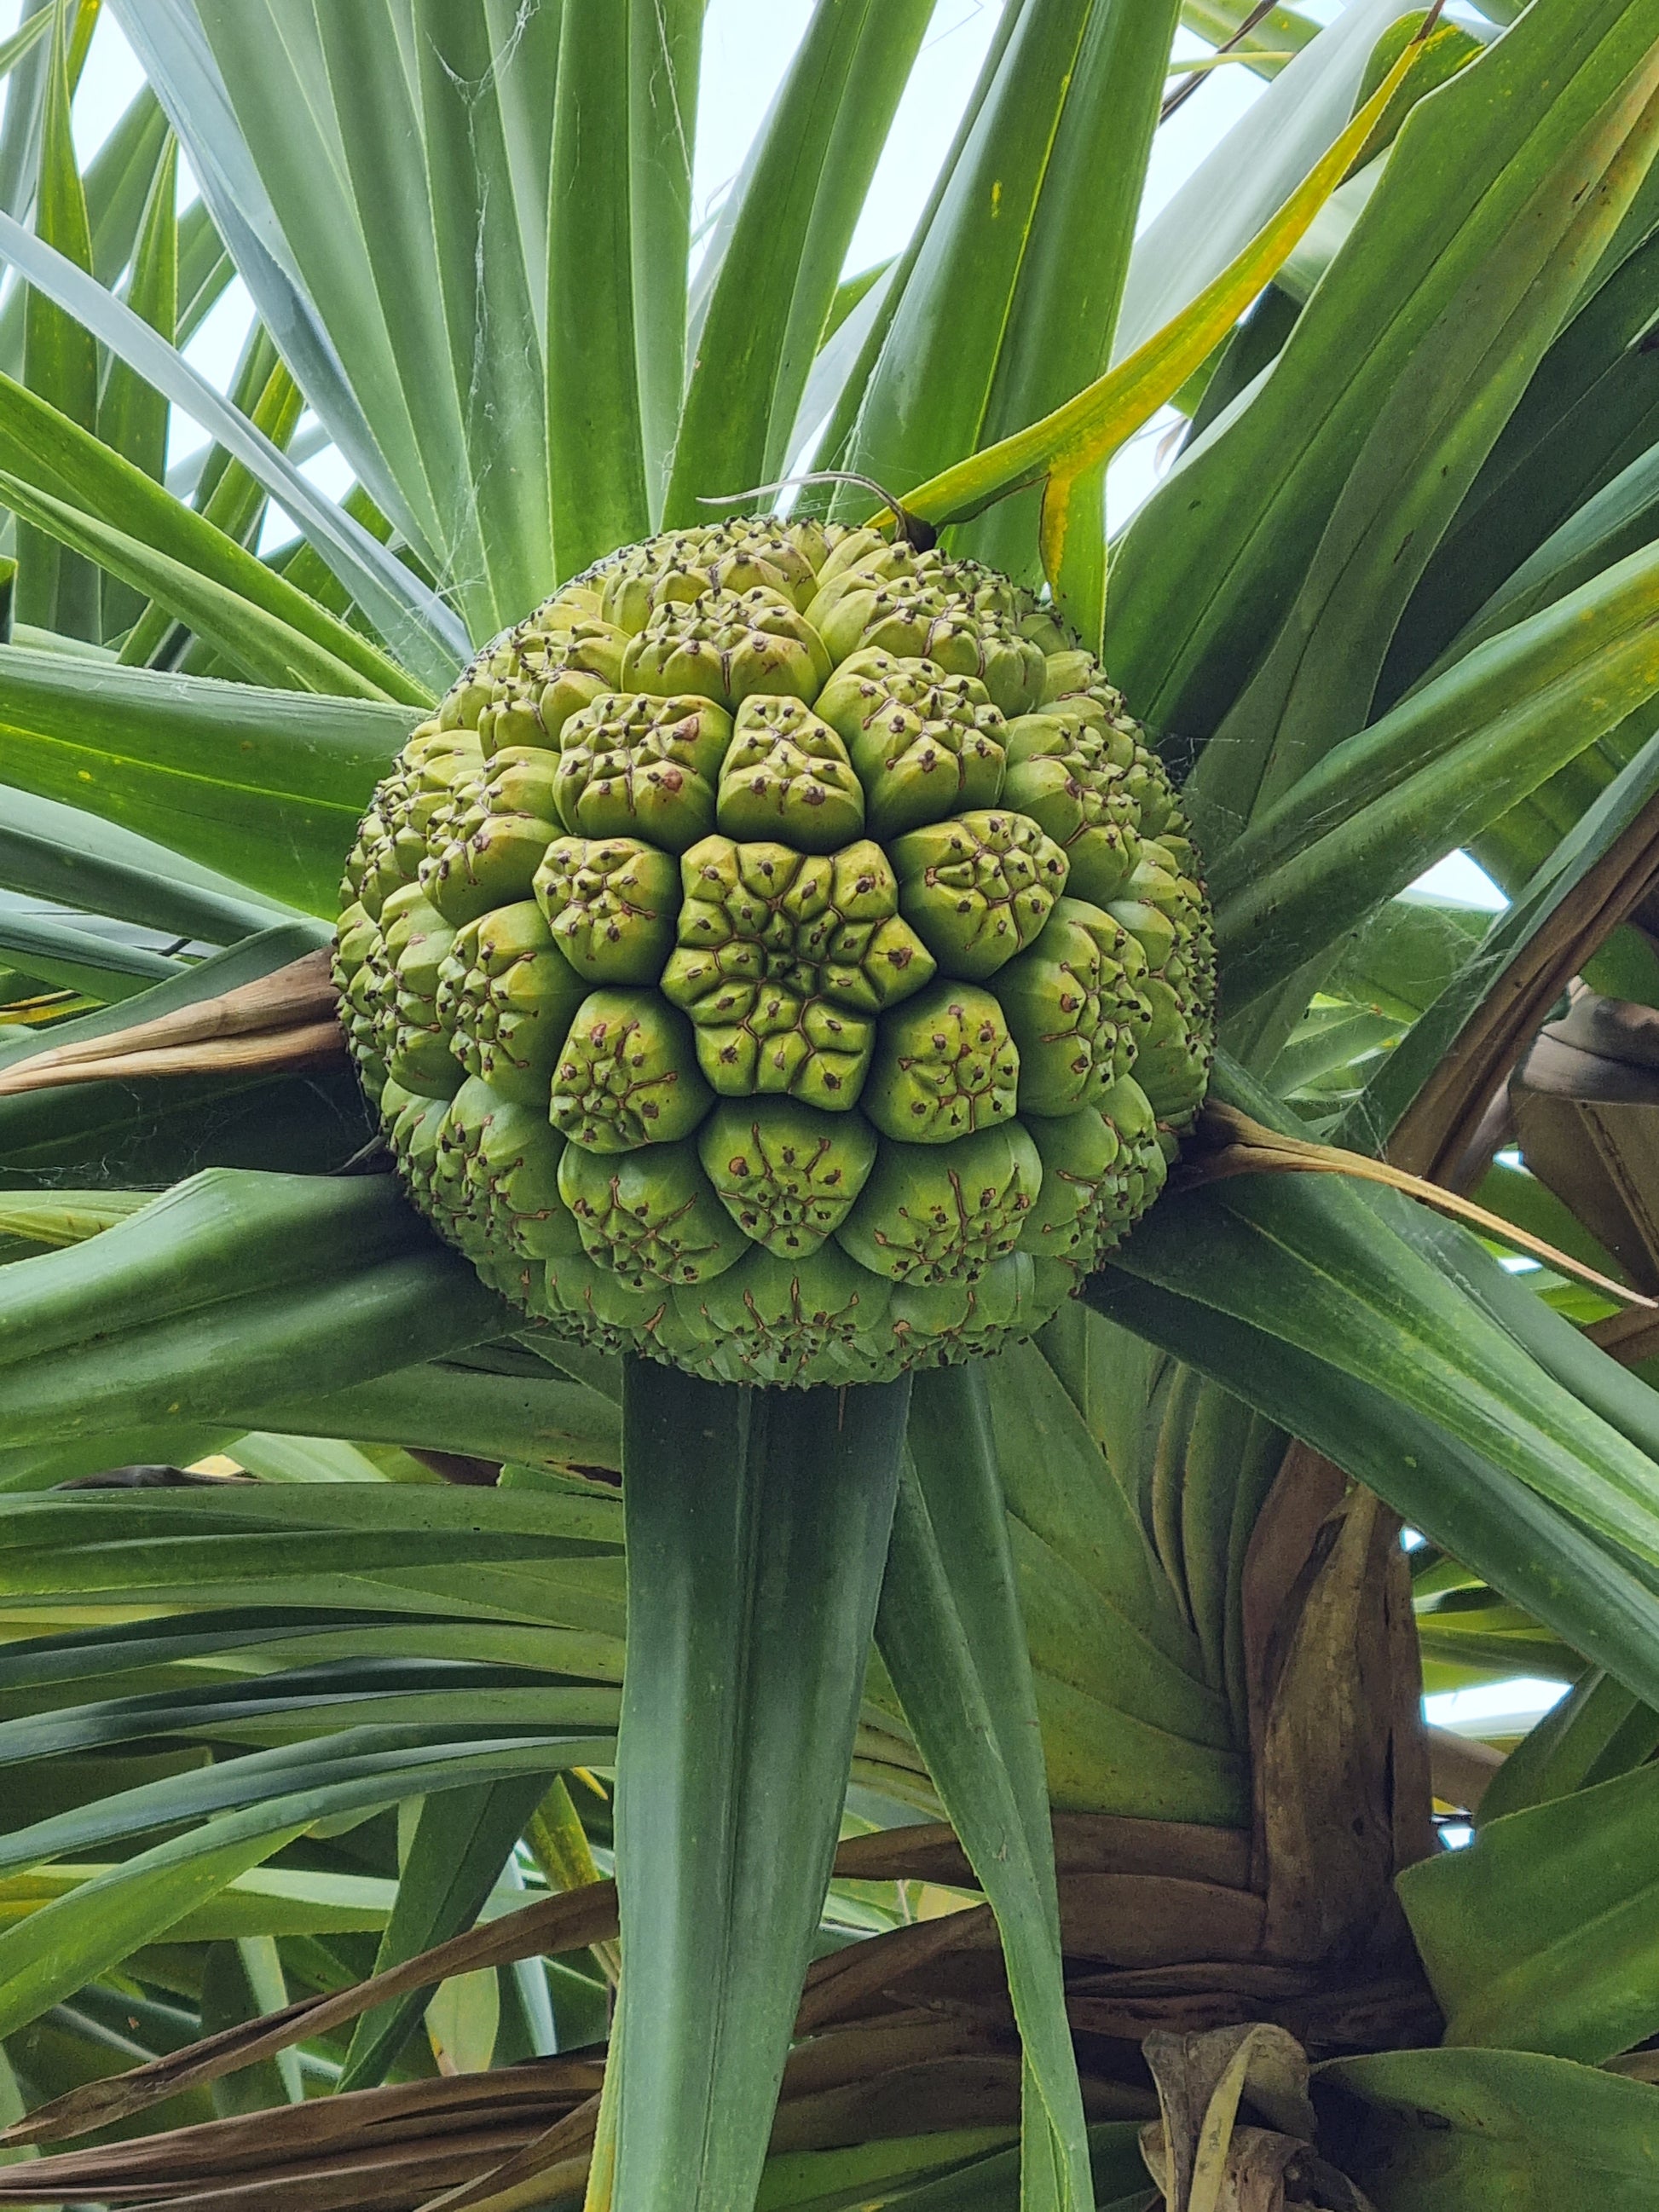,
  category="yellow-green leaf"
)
[892,20,1441,650]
